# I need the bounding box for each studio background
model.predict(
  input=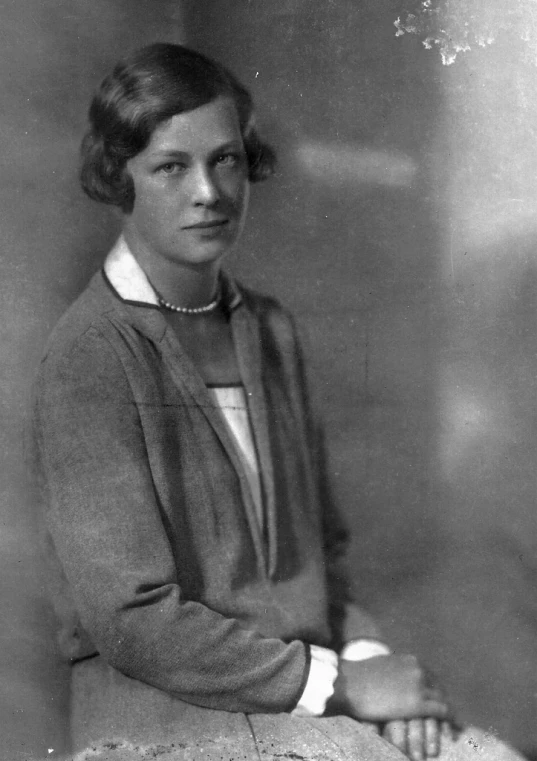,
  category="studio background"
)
[3,1,536,759]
